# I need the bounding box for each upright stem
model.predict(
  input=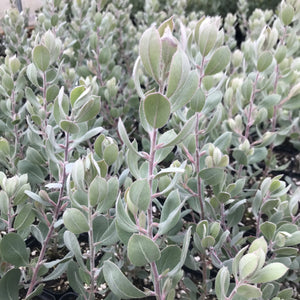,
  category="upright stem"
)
[147,128,162,300]
[237,72,259,178]
[244,72,259,141]
[200,252,207,300]
[271,64,280,136]
[195,112,204,220]
[42,71,48,133]
[95,28,104,86]
[88,204,95,299]
[11,91,18,151]
[7,197,14,232]
[196,53,205,220]
[195,112,207,298]
[26,132,70,297]
[263,63,280,177]
[256,192,270,237]
[147,128,157,237]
